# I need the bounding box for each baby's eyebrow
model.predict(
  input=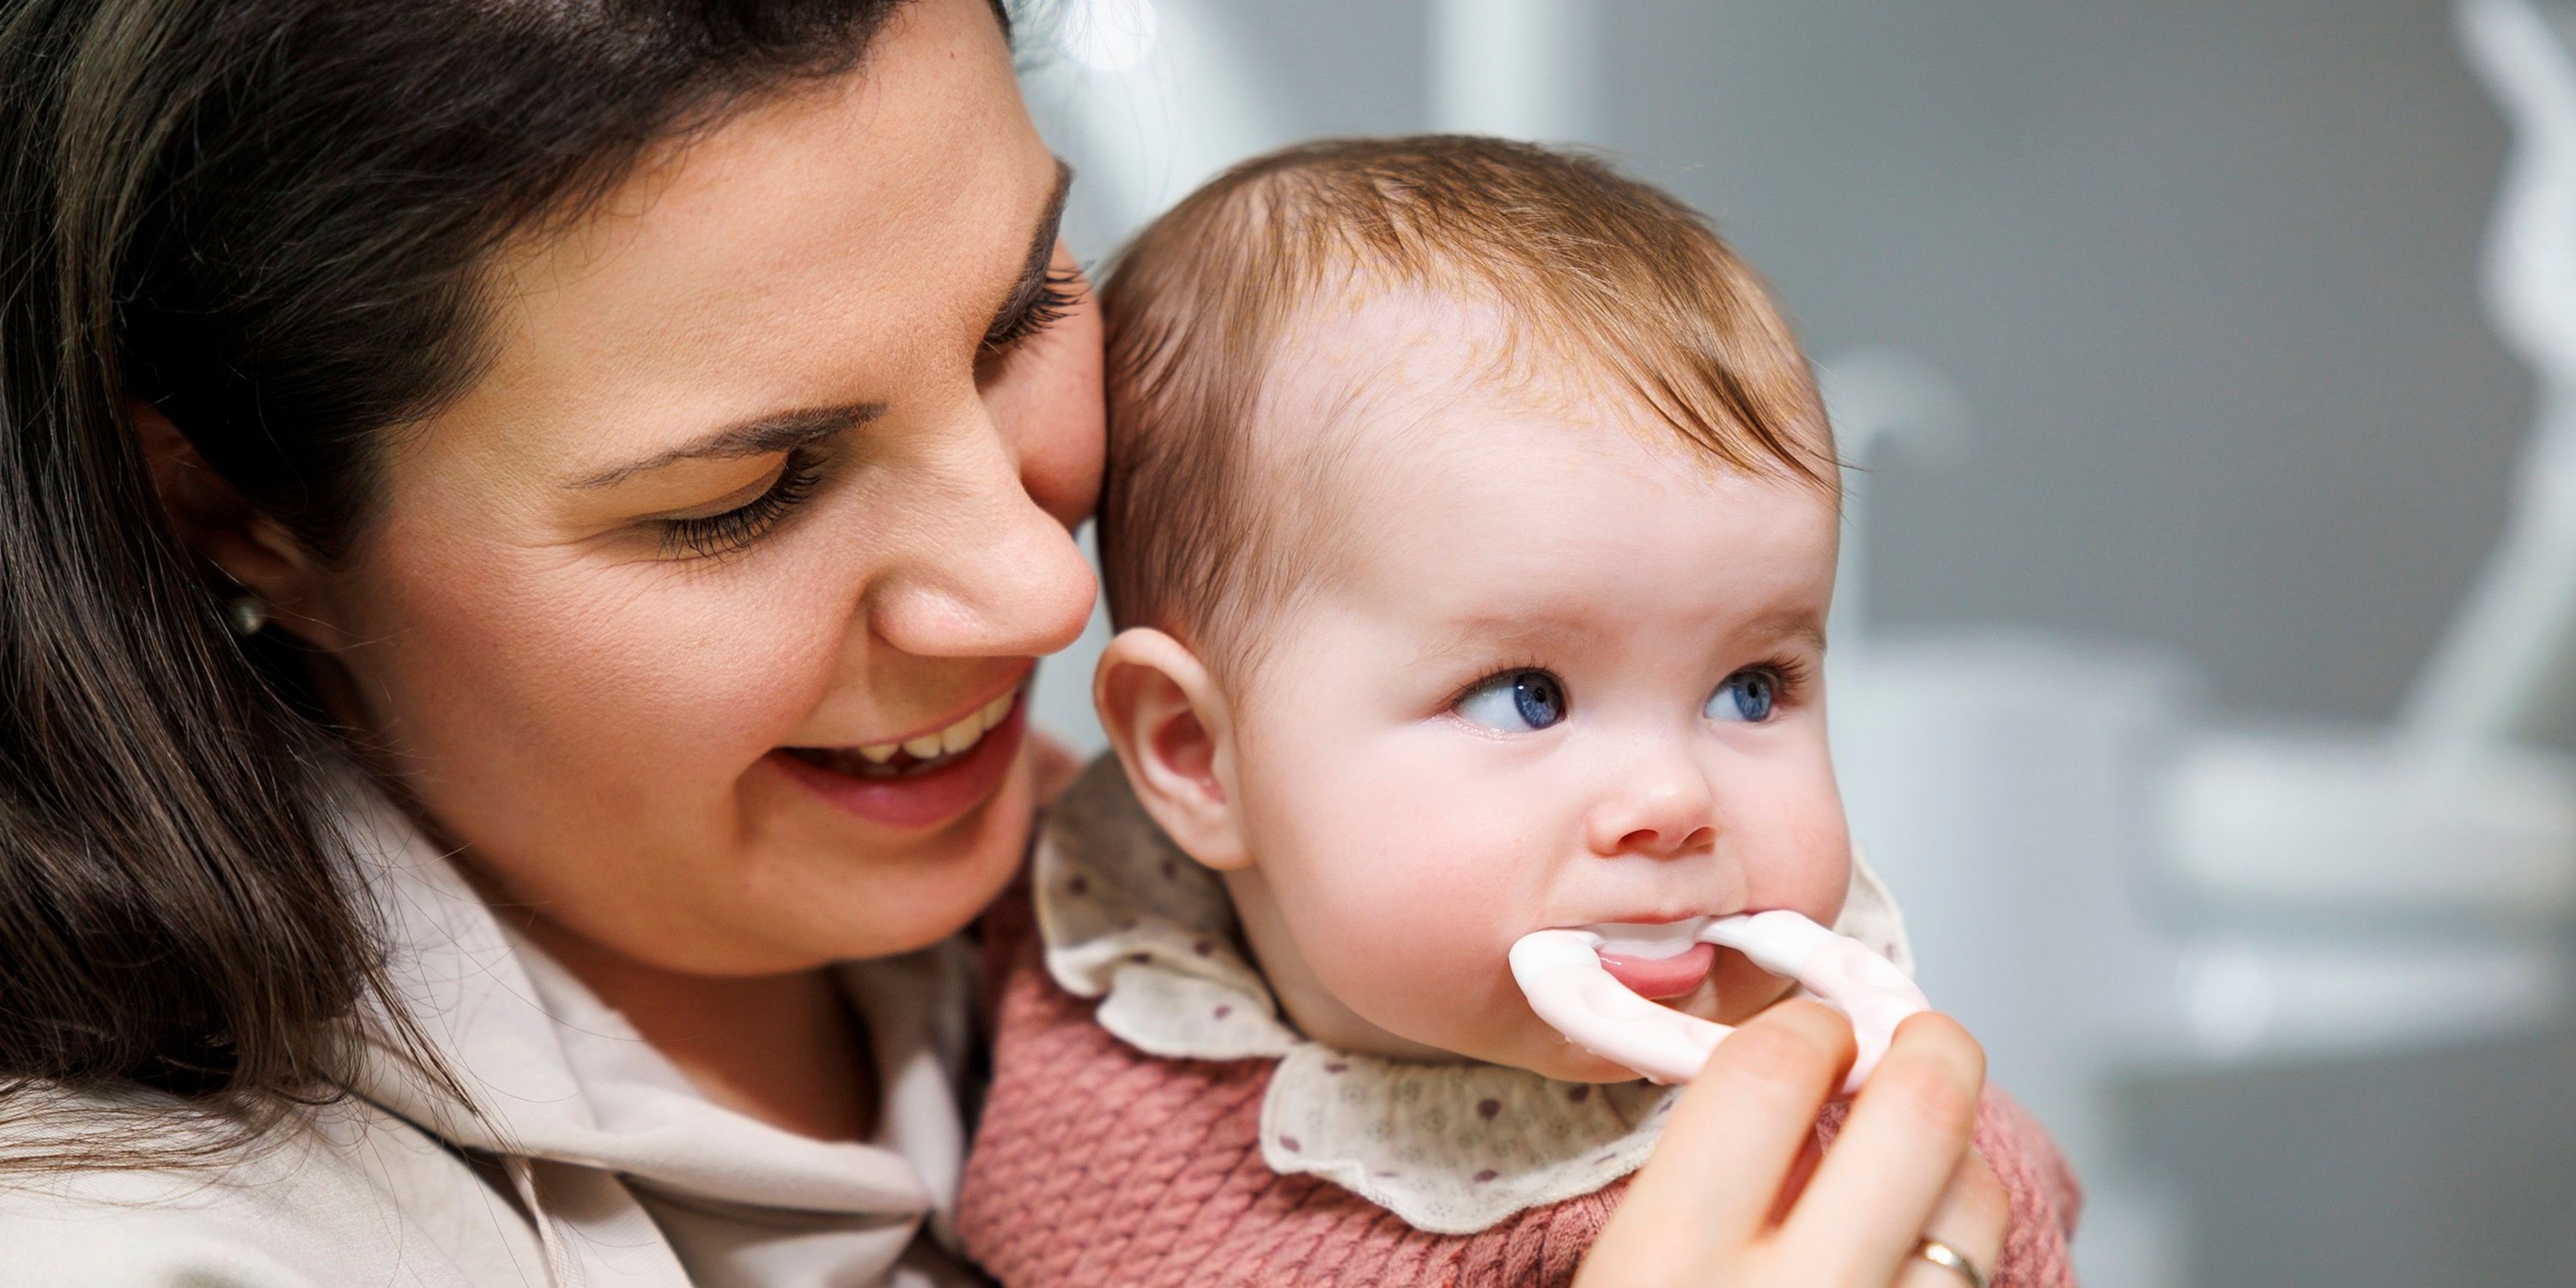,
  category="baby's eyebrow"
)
[1410,608,1827,671]
[1735,612,1828,653]
[1410,615,1591,668]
